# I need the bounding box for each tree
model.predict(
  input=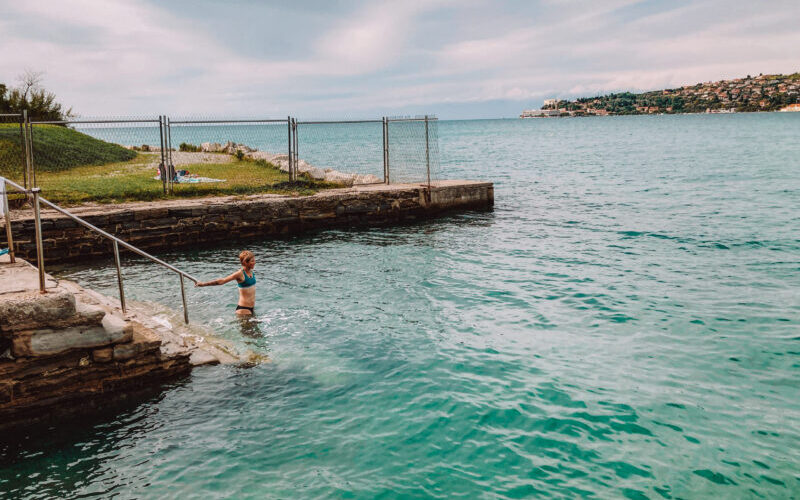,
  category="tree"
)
[0,70,73,121]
